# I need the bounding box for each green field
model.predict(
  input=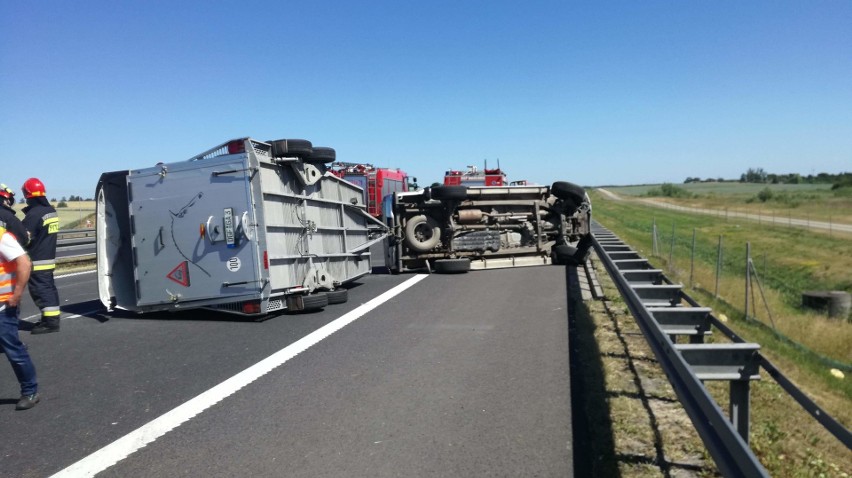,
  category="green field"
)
[12,200,96,230]
[603,182,852,224]
[606,182,831,196]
